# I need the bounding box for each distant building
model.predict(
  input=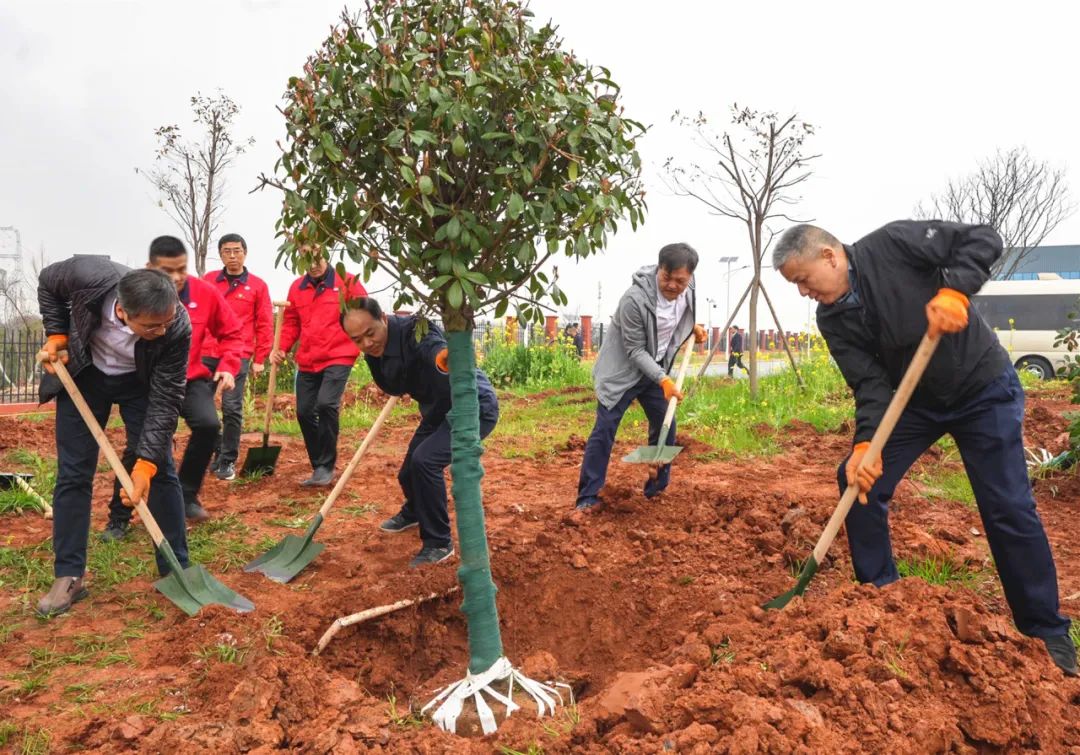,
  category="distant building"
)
[997,244,1080,280]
